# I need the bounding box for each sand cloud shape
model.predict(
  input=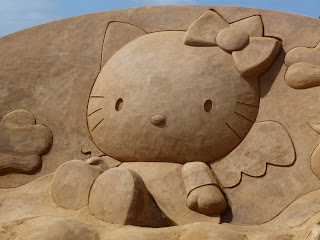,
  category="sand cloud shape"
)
[0,109,53,174]
[285,42,320,89]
